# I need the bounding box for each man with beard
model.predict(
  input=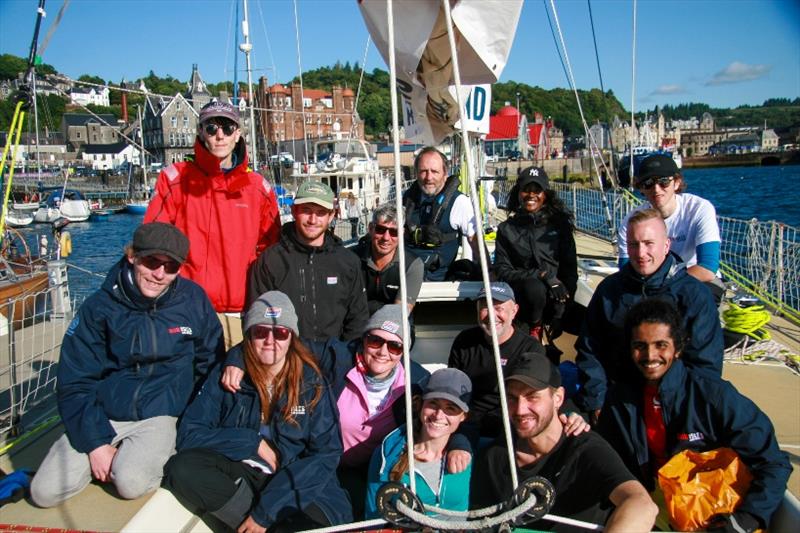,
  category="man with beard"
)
[247,180,368,341]
[471,353,657,532]
[447,282,546,437]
